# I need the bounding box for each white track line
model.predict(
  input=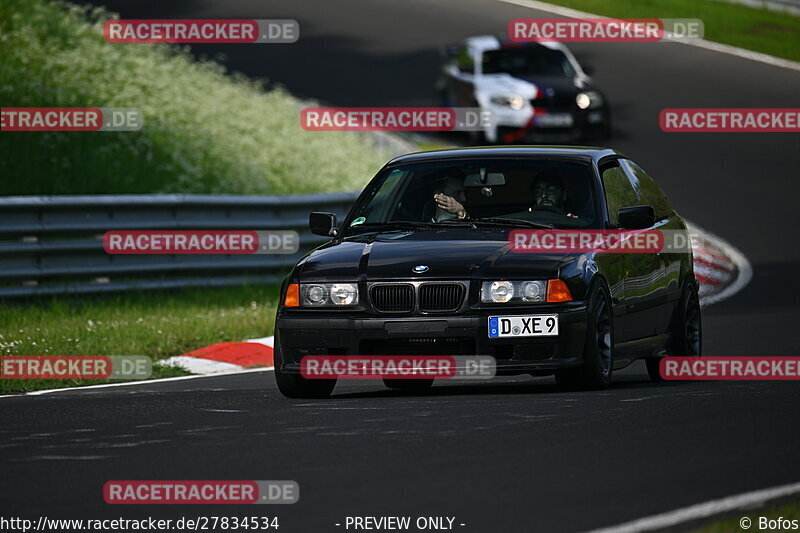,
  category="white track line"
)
[497,0,800,72]
[0,366,274,398]
[158,356,243,375]
[582,481,800,533]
